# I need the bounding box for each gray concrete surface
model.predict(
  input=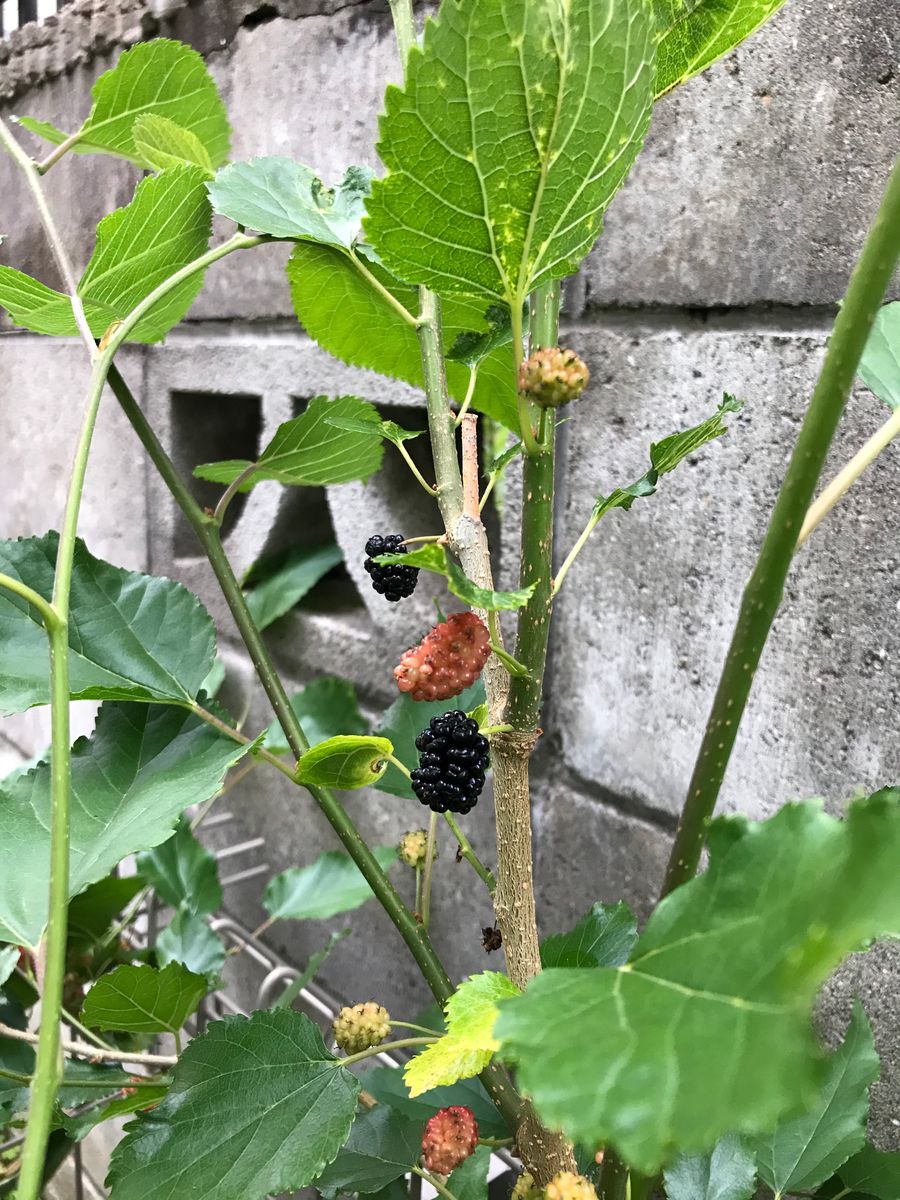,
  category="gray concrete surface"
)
[0,0,898,1187]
